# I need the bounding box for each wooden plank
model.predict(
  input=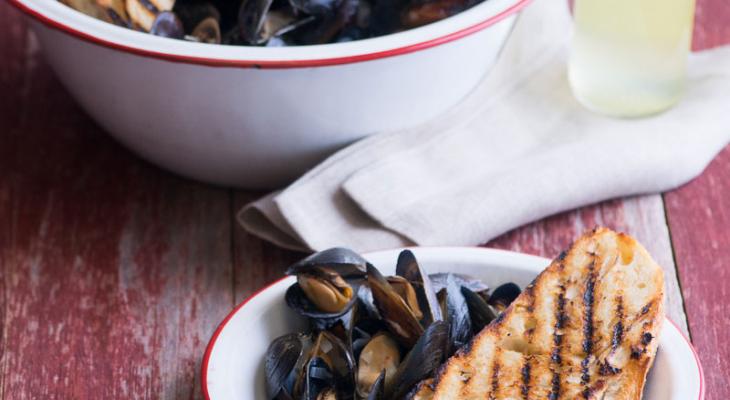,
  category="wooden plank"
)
[694,0,730,50]
[0,4,233,399]
[664,145,730,400]
[486,194,689,335]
